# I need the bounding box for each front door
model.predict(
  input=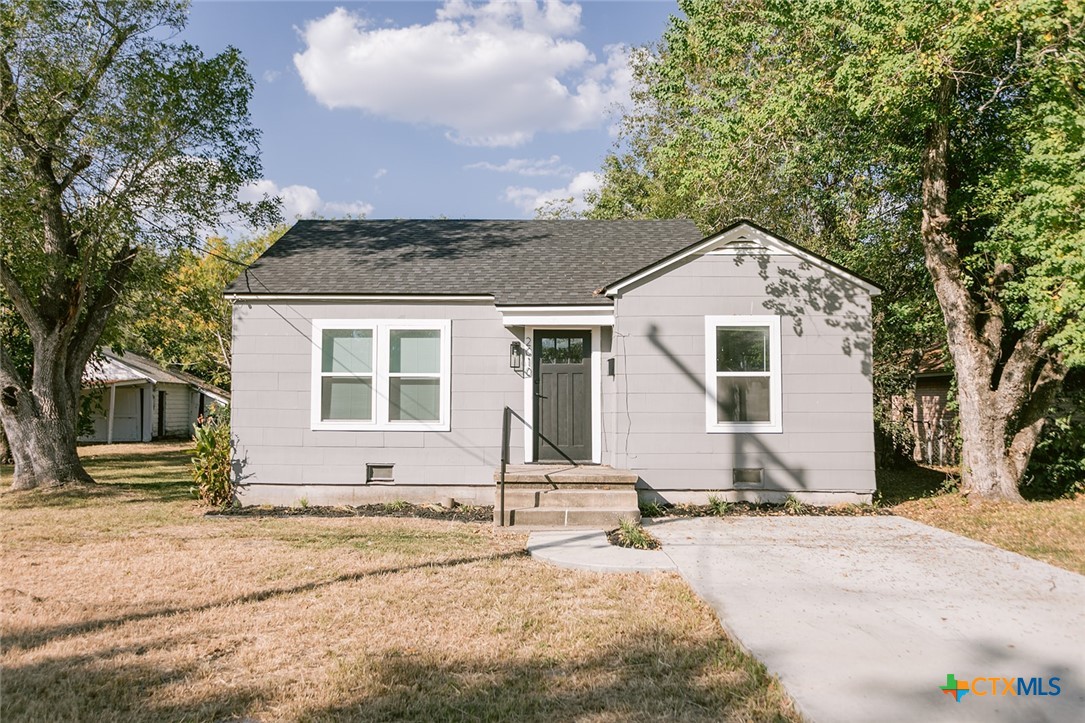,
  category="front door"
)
[533,330,591,462]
